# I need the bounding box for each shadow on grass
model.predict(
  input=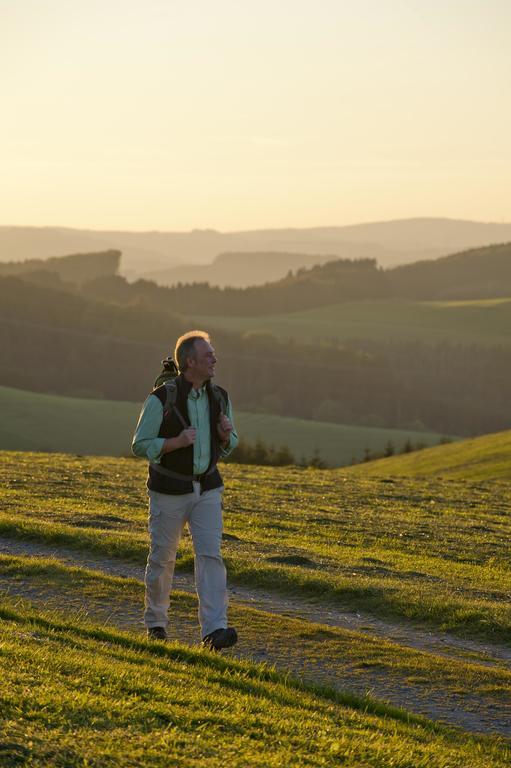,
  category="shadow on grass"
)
[1,520,509,646]
[0,600,467,739]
